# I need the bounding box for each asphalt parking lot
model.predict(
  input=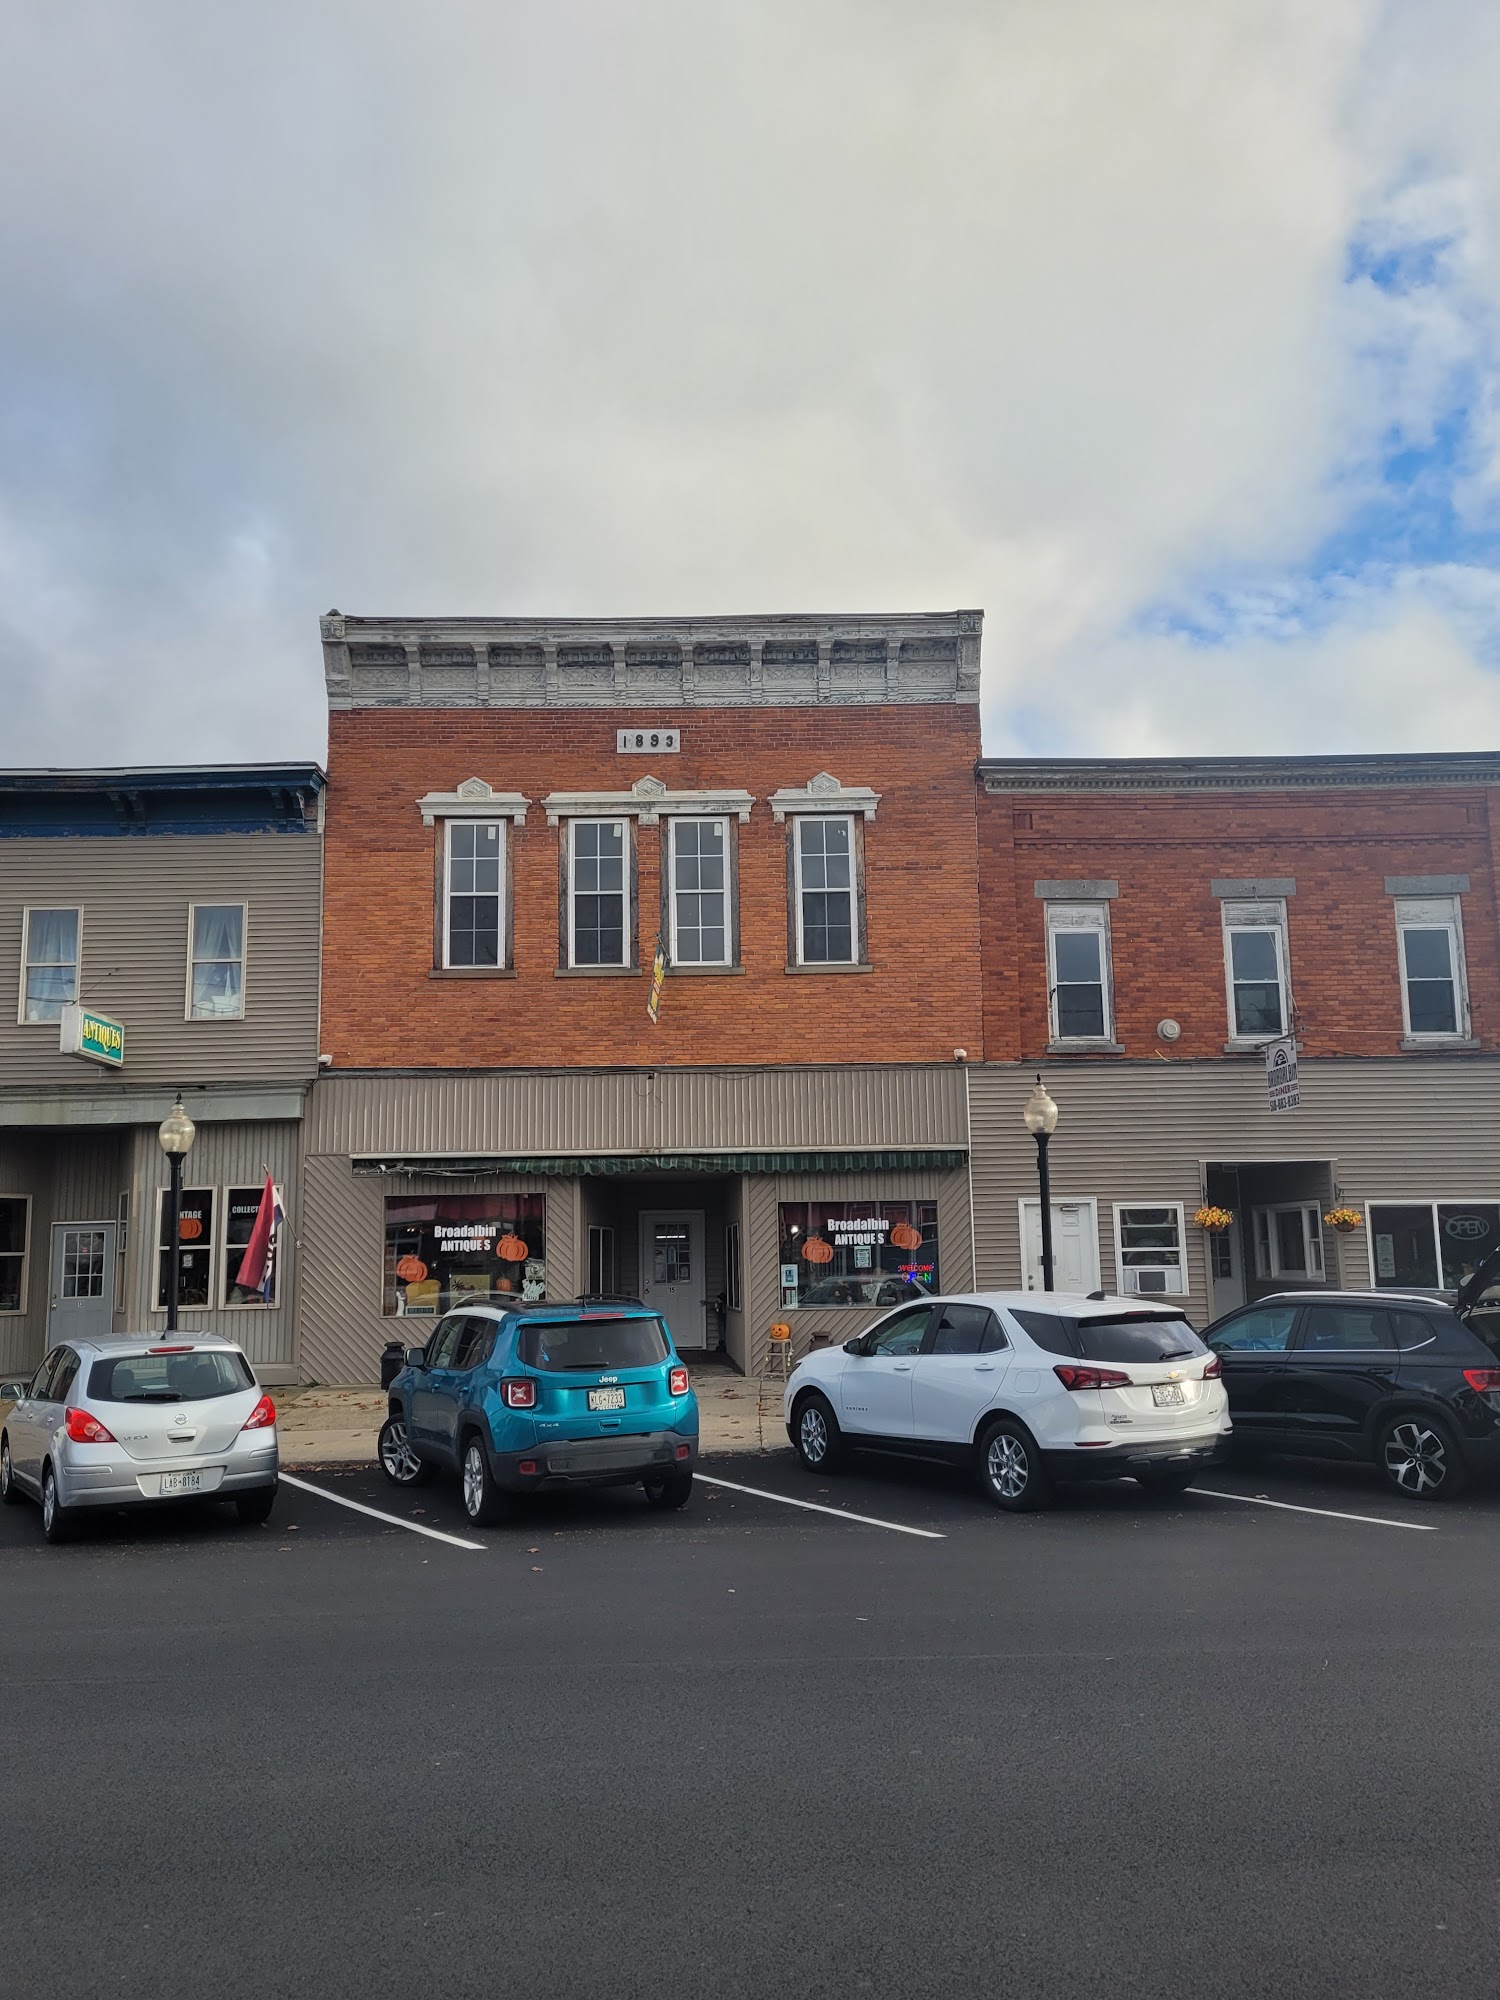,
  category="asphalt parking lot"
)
[5,1446,1500,1999]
